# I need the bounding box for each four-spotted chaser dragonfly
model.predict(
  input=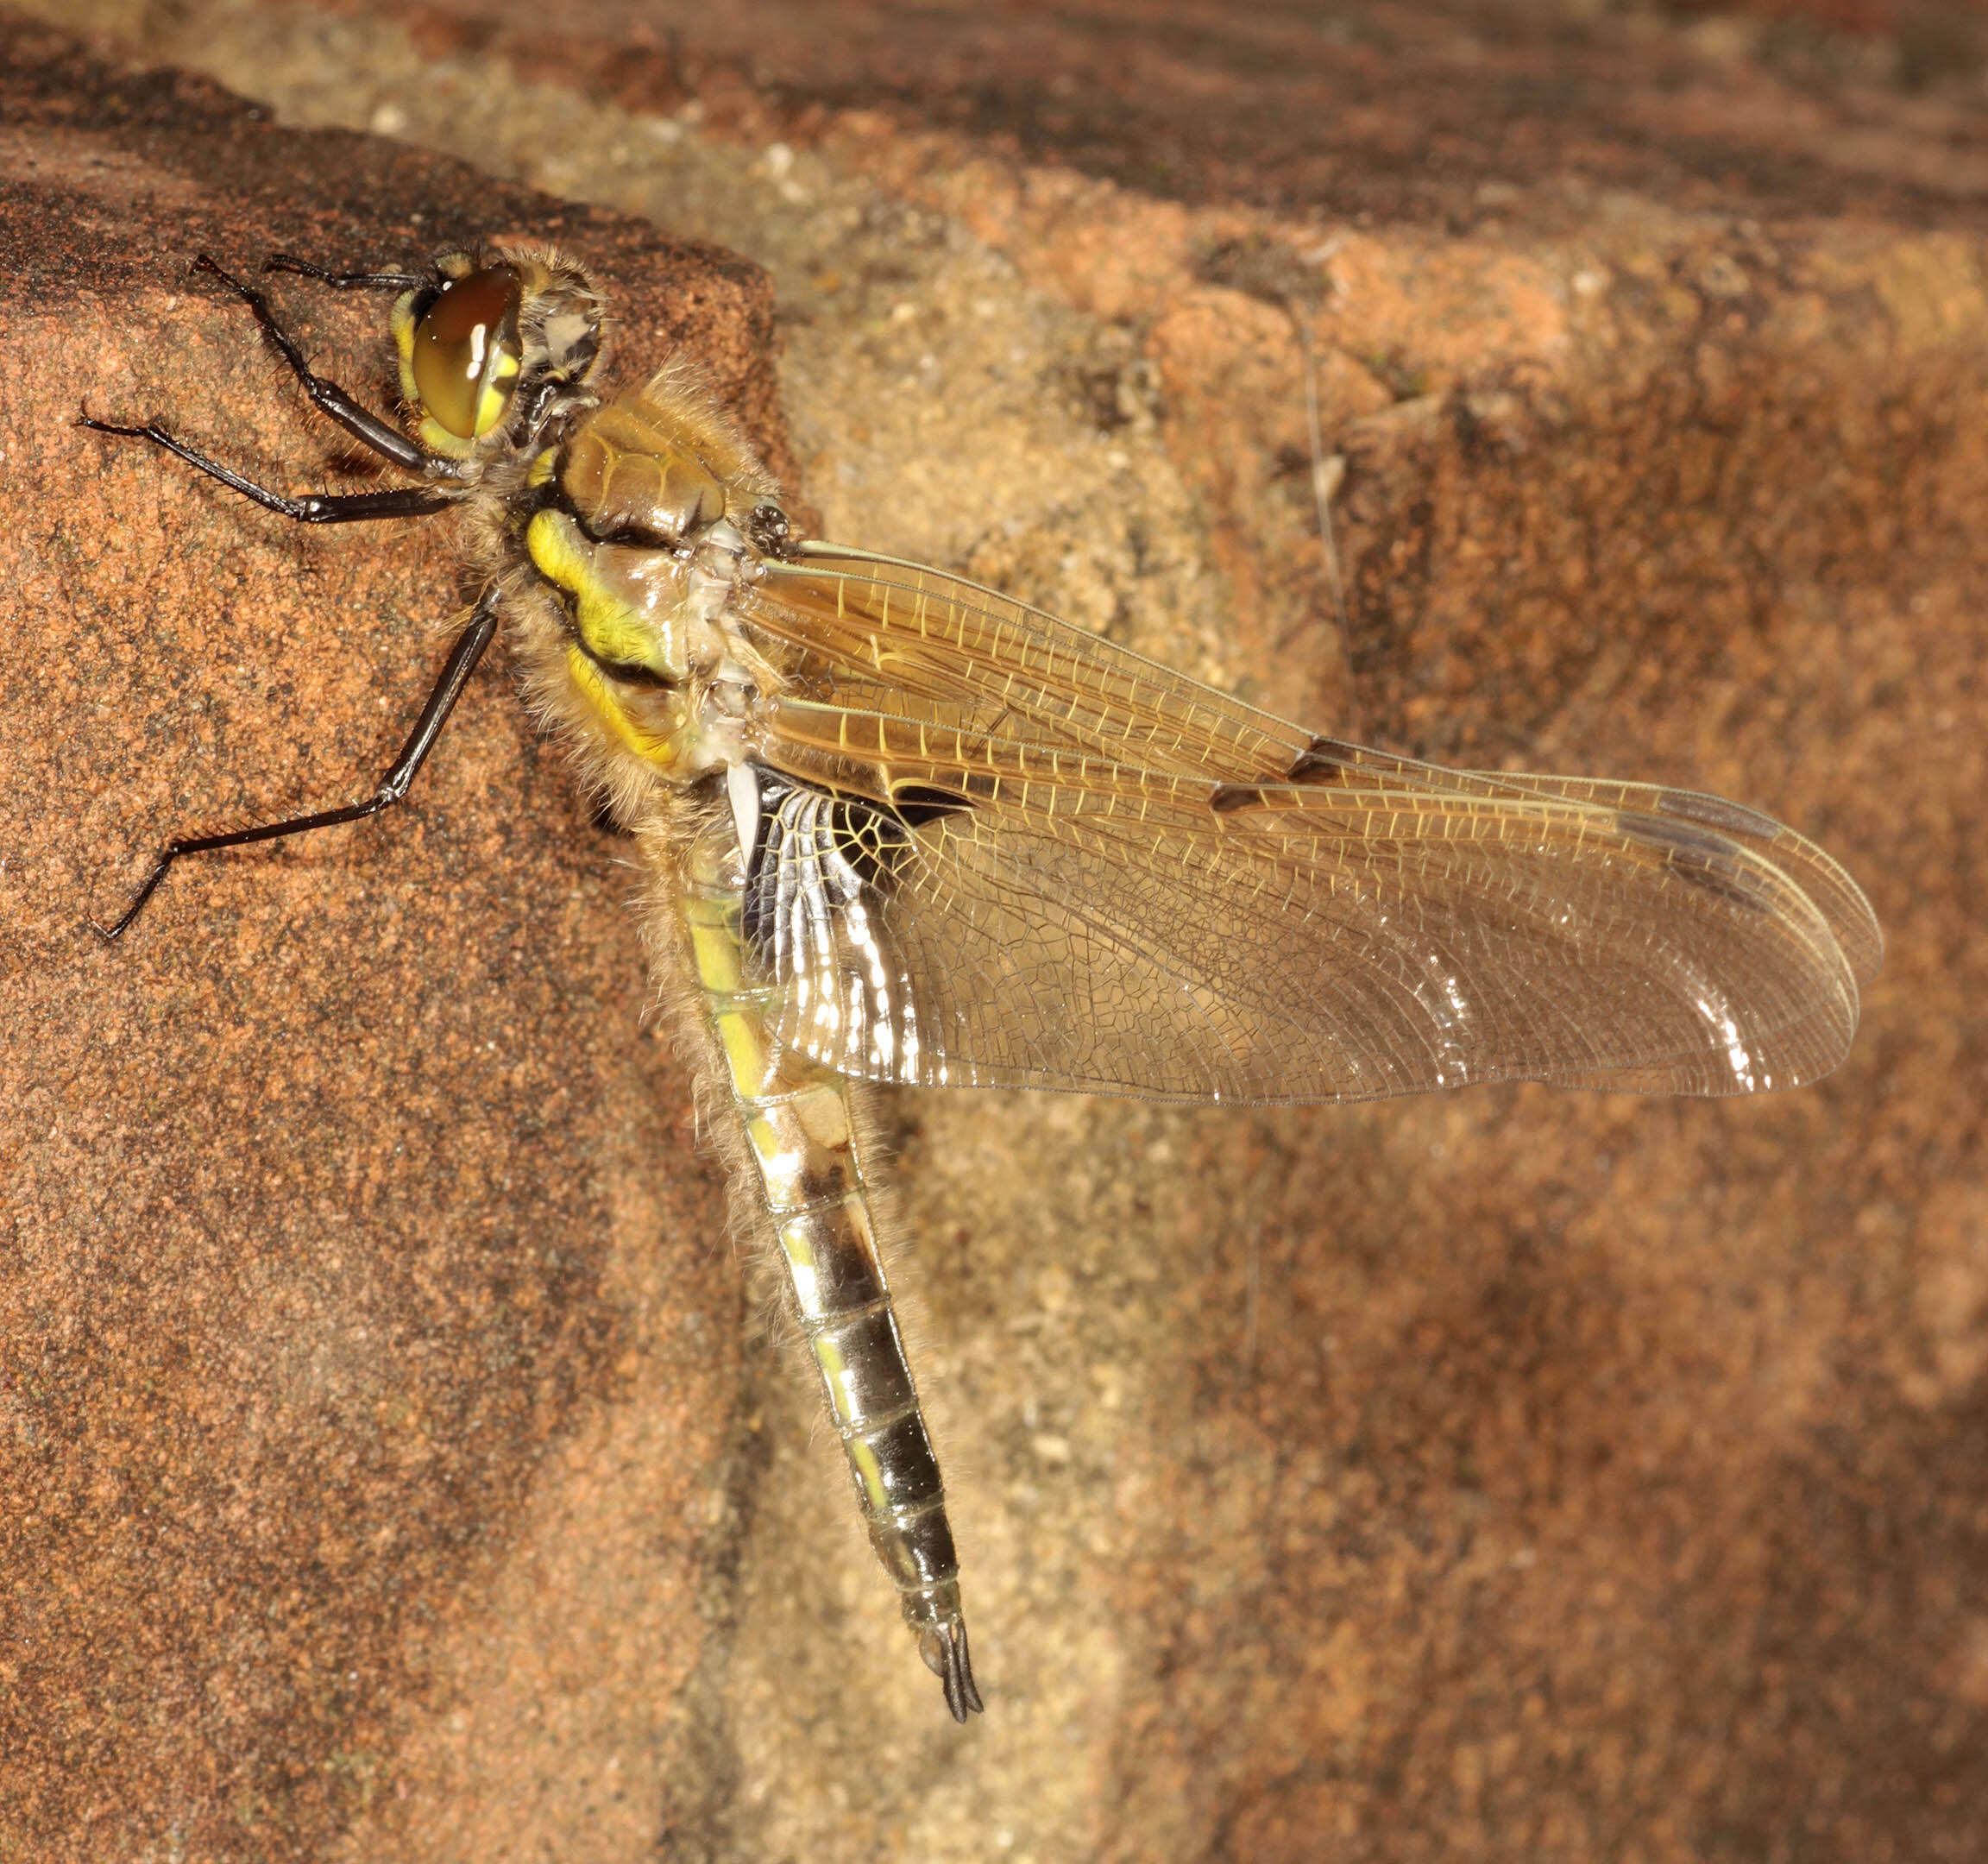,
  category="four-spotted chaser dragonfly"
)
[82,245,1880,1721]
